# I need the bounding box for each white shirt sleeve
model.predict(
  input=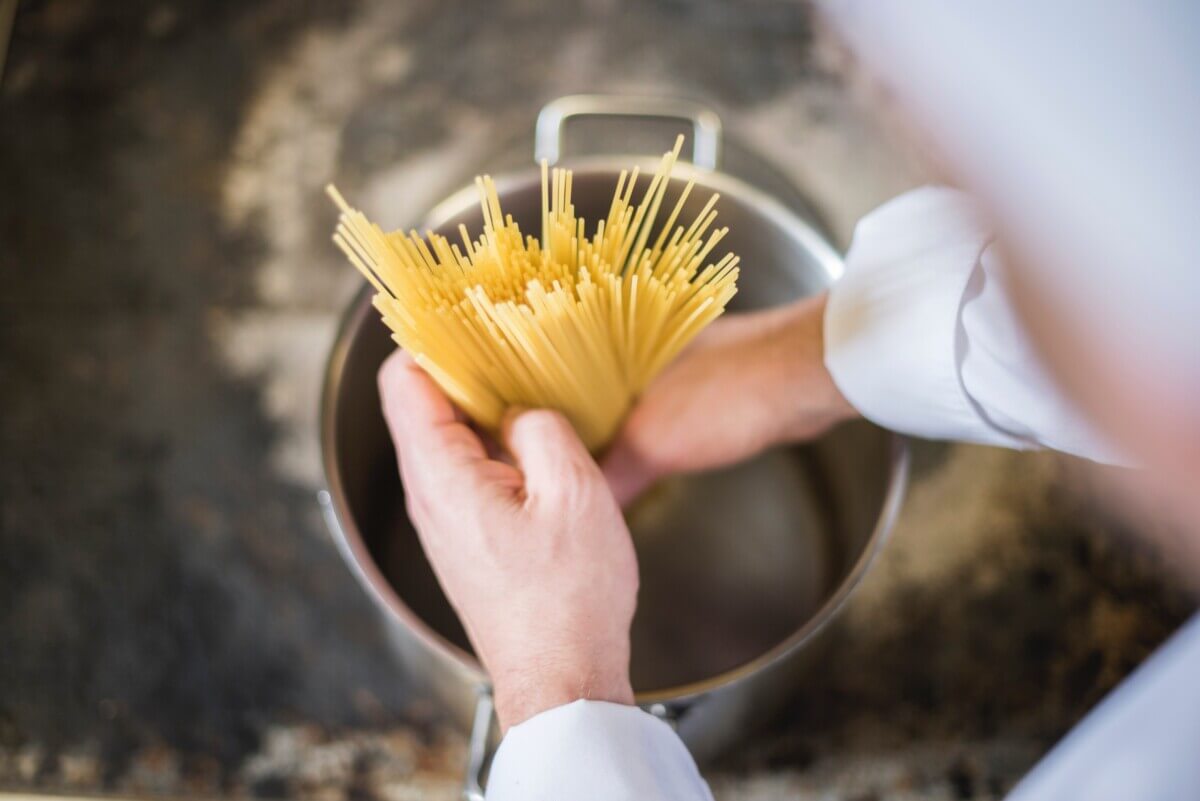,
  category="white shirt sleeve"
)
[485,700,713,801]
[824,186,1125,463]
